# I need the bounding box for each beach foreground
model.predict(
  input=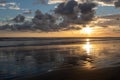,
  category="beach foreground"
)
[19,66,120,80]
[0,37,120,80]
